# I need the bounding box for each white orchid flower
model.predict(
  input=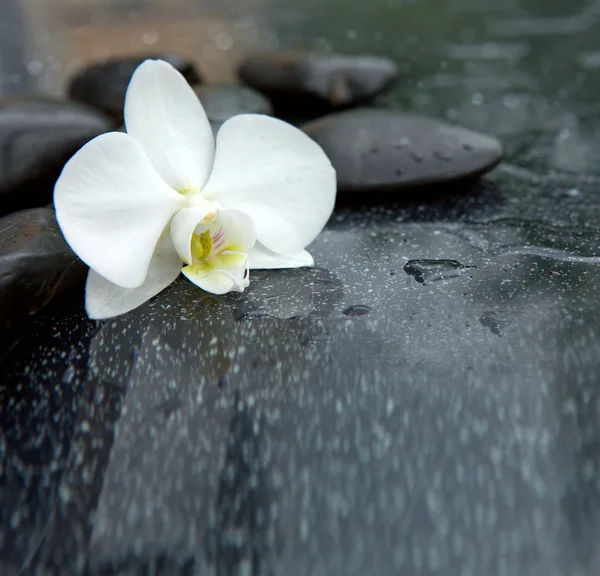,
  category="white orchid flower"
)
[54,59,336,319]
